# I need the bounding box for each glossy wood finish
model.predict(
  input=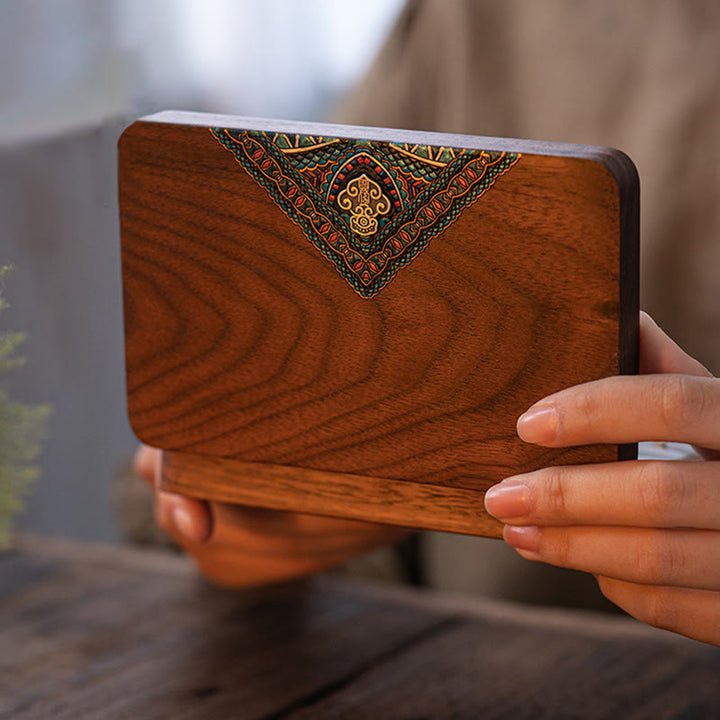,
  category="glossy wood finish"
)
[119,112,639,536]
[162,450,503,536]
[2,536,718,719]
